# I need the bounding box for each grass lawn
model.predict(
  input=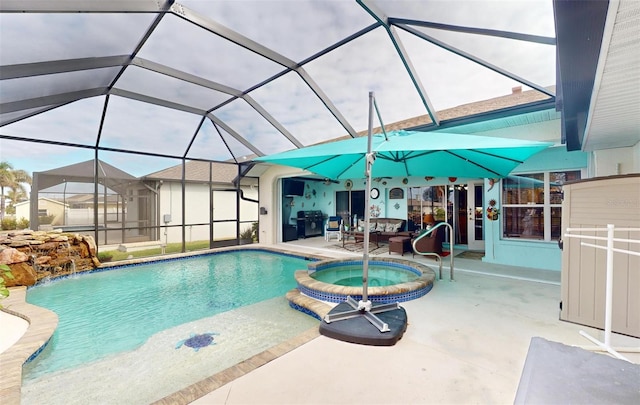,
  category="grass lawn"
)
[99,240,220,262]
